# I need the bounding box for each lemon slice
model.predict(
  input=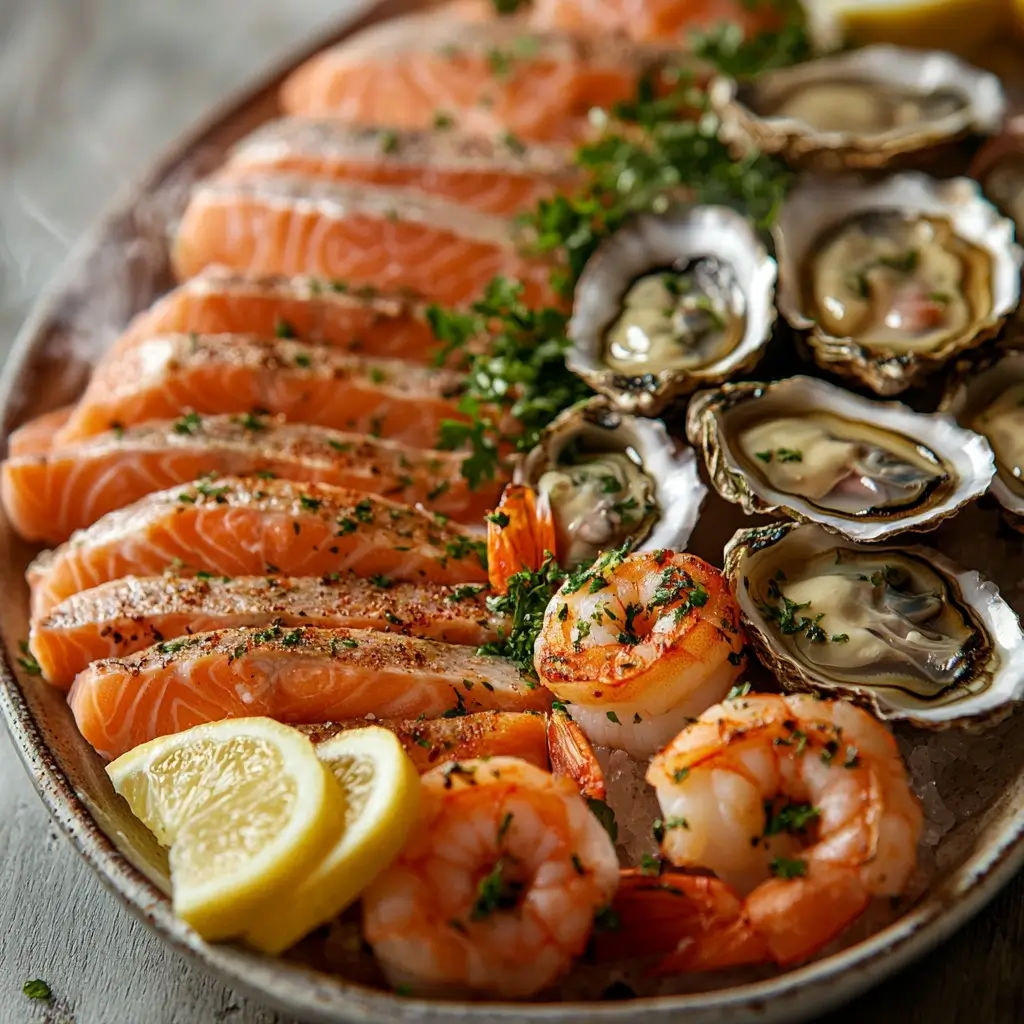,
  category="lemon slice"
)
[244,726,421,955]
[107,718,343,941]
[808,0,1010,57]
